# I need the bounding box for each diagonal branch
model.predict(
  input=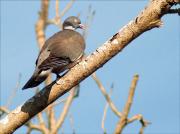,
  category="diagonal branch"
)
[0,0,177,133]
[60,0,75,17]
[101,85,114,134]
[5,73,21,108]
[114,75,139,134]
[92,73,122,117]
[50,87,76,134]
